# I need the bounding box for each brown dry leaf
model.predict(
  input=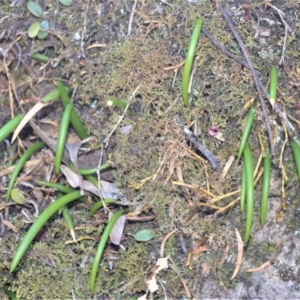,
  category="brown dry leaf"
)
[12,102,49,143]
[190,245,209,255]
[230,228,243,280]
[189,236,207,255]
[109,213,126,245]
[126,215,156,221]
[2,219,18,232]
[218,243,230,270]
